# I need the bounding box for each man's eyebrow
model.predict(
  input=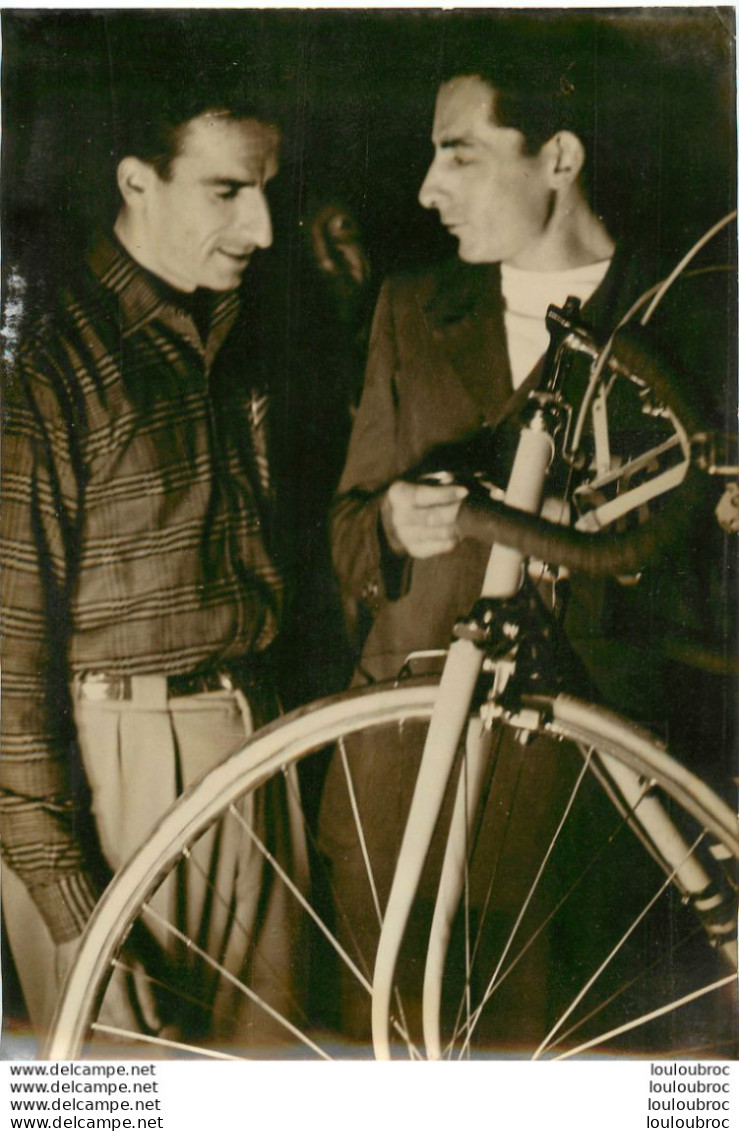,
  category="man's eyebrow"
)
[201,176,256,188]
